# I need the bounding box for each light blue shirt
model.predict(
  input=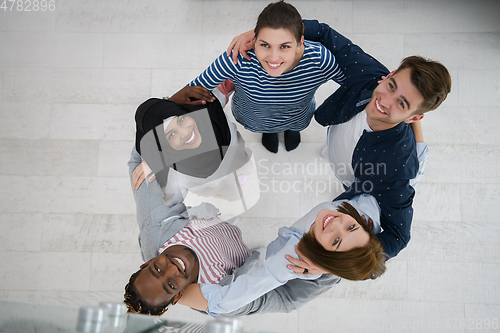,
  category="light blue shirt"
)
[410,142,428,188]
[200,194,381,317]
